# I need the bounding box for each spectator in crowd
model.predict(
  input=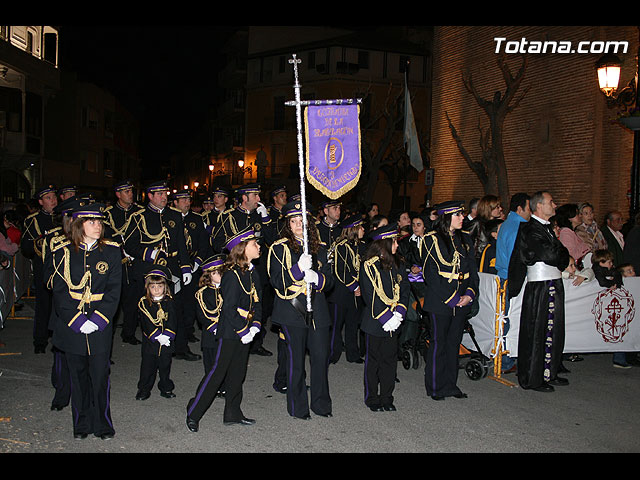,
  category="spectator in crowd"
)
[366,203,379,222]
[0,220,18,268]
[601,210,626,267]
[462,197,479,231]
[562,255,594,286]
[470,195,504,261]
[554,204,591,267]
[478,218,503,274]
[2,210,22,245]
[575,202,607,253]
[420,206,438,231]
